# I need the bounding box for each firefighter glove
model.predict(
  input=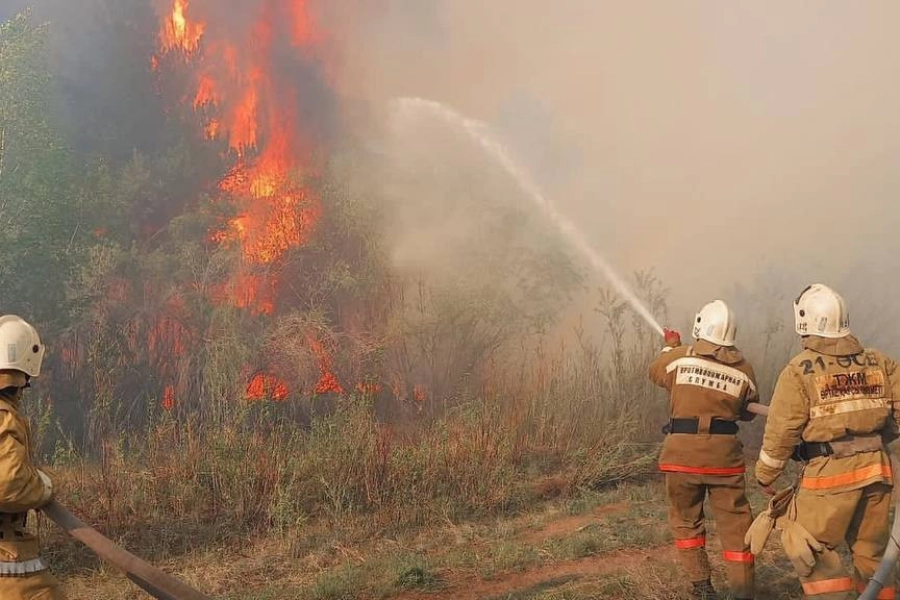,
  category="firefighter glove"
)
[777,517,823,577]
[663,328,682,348]
[745,487,794,554]
[745,511,775,555]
